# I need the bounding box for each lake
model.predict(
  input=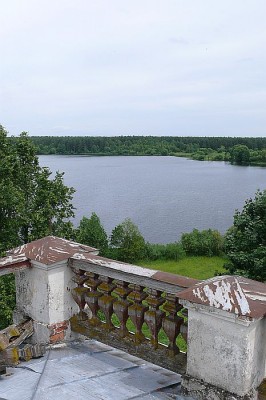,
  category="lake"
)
[39,155,266,243]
